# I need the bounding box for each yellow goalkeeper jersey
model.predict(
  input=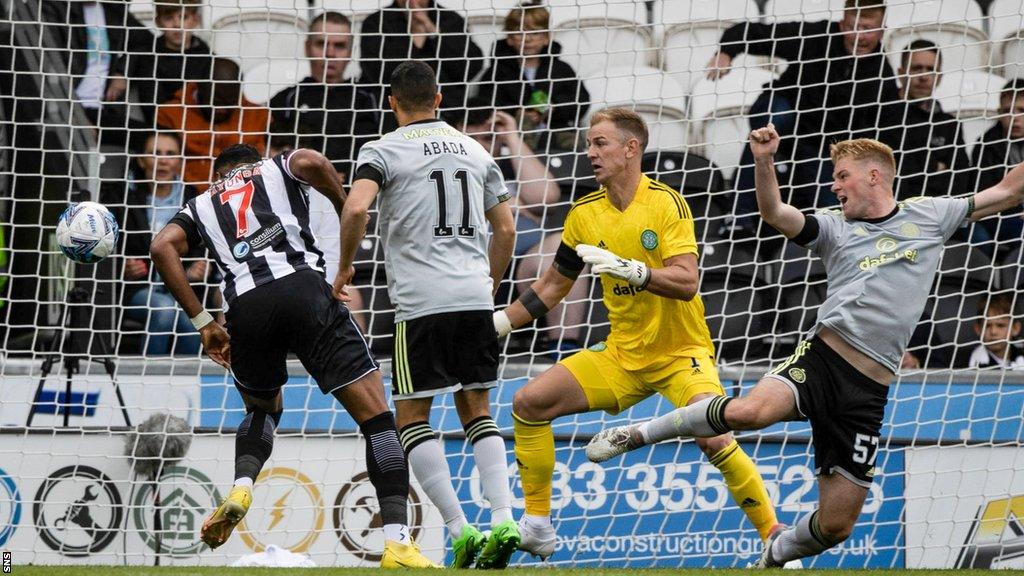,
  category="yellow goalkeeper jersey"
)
[561,174,715,371]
